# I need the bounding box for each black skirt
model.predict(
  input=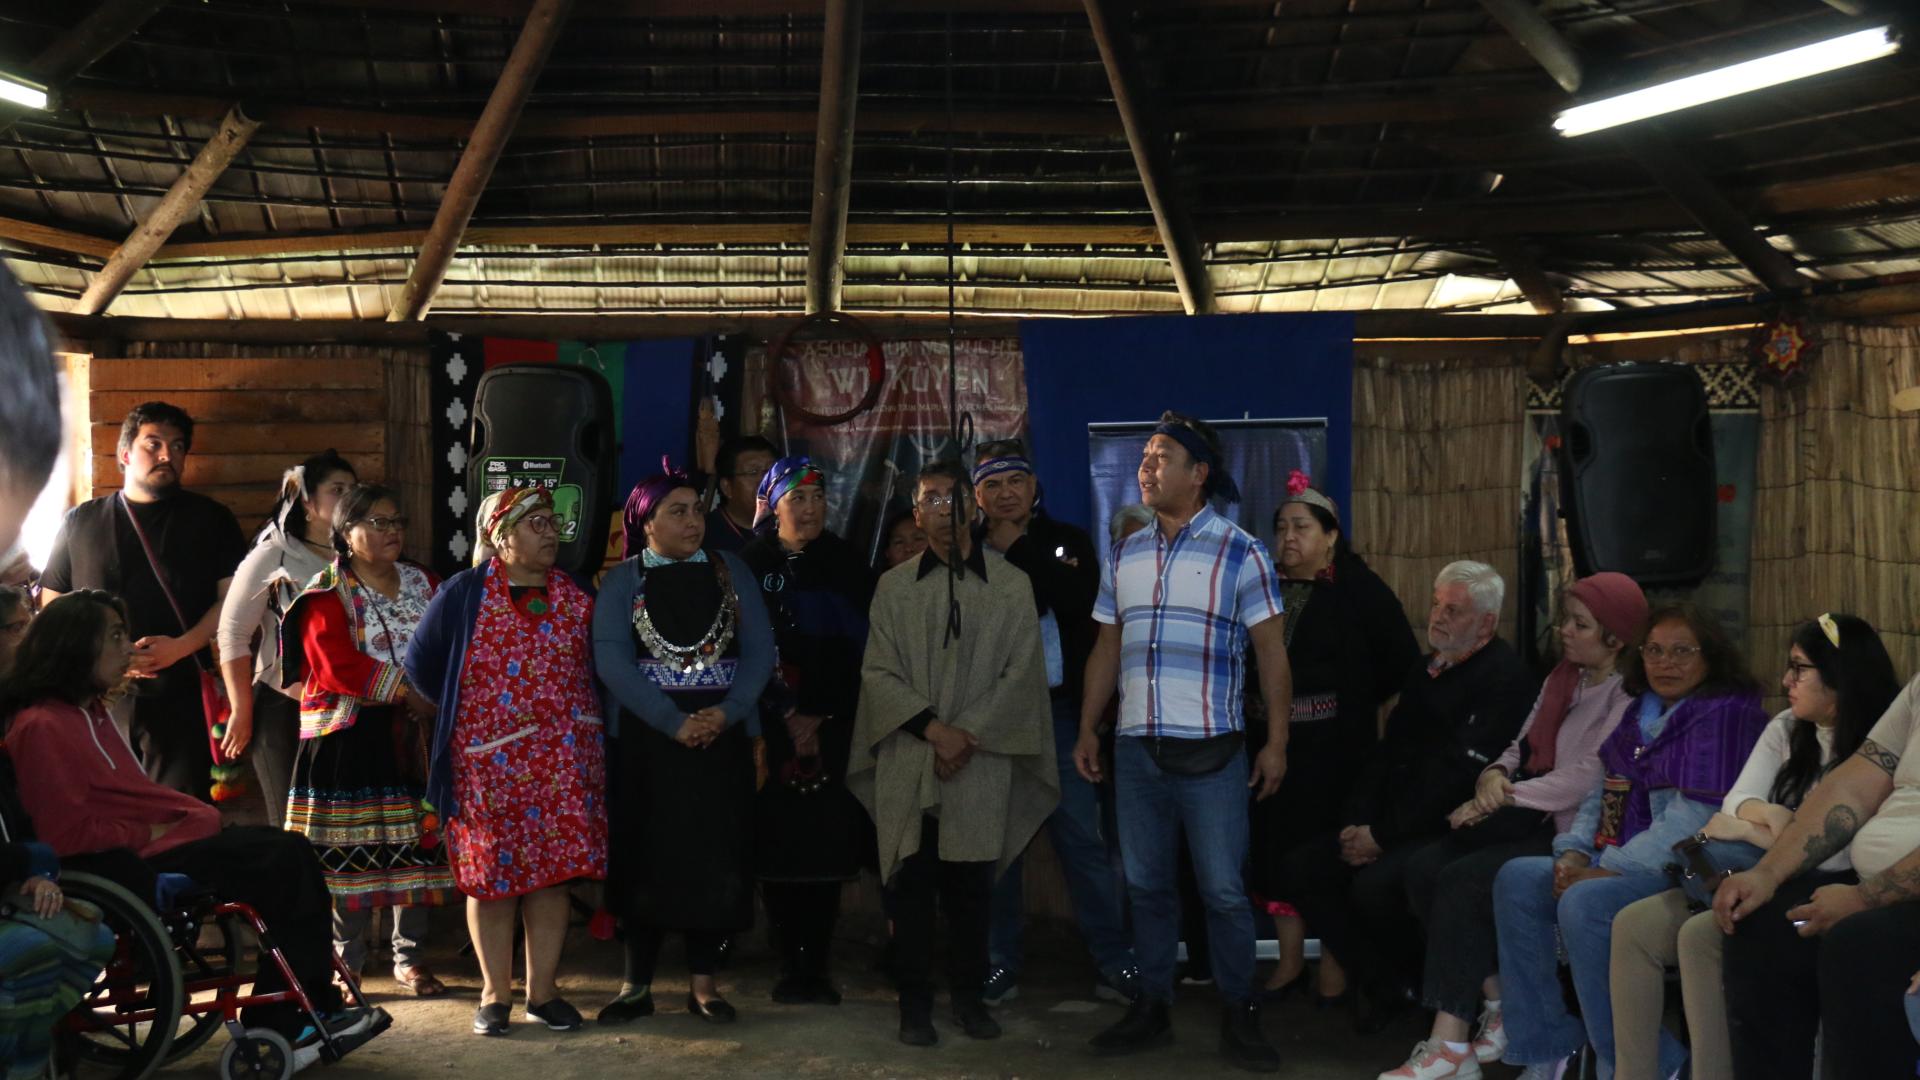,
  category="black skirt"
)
[607,694,756,932]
